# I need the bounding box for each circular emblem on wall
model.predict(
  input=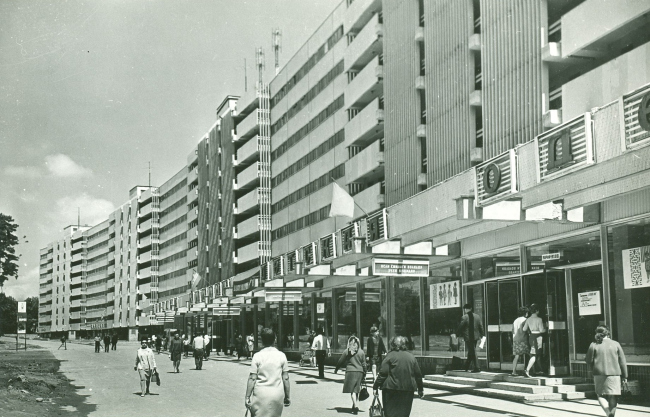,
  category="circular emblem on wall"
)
[483,163,501,196]
[638,92,650,132]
